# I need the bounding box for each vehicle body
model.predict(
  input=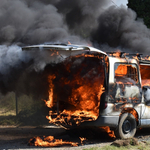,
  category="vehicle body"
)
[81,51,150,139]
[22,44,150,139]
